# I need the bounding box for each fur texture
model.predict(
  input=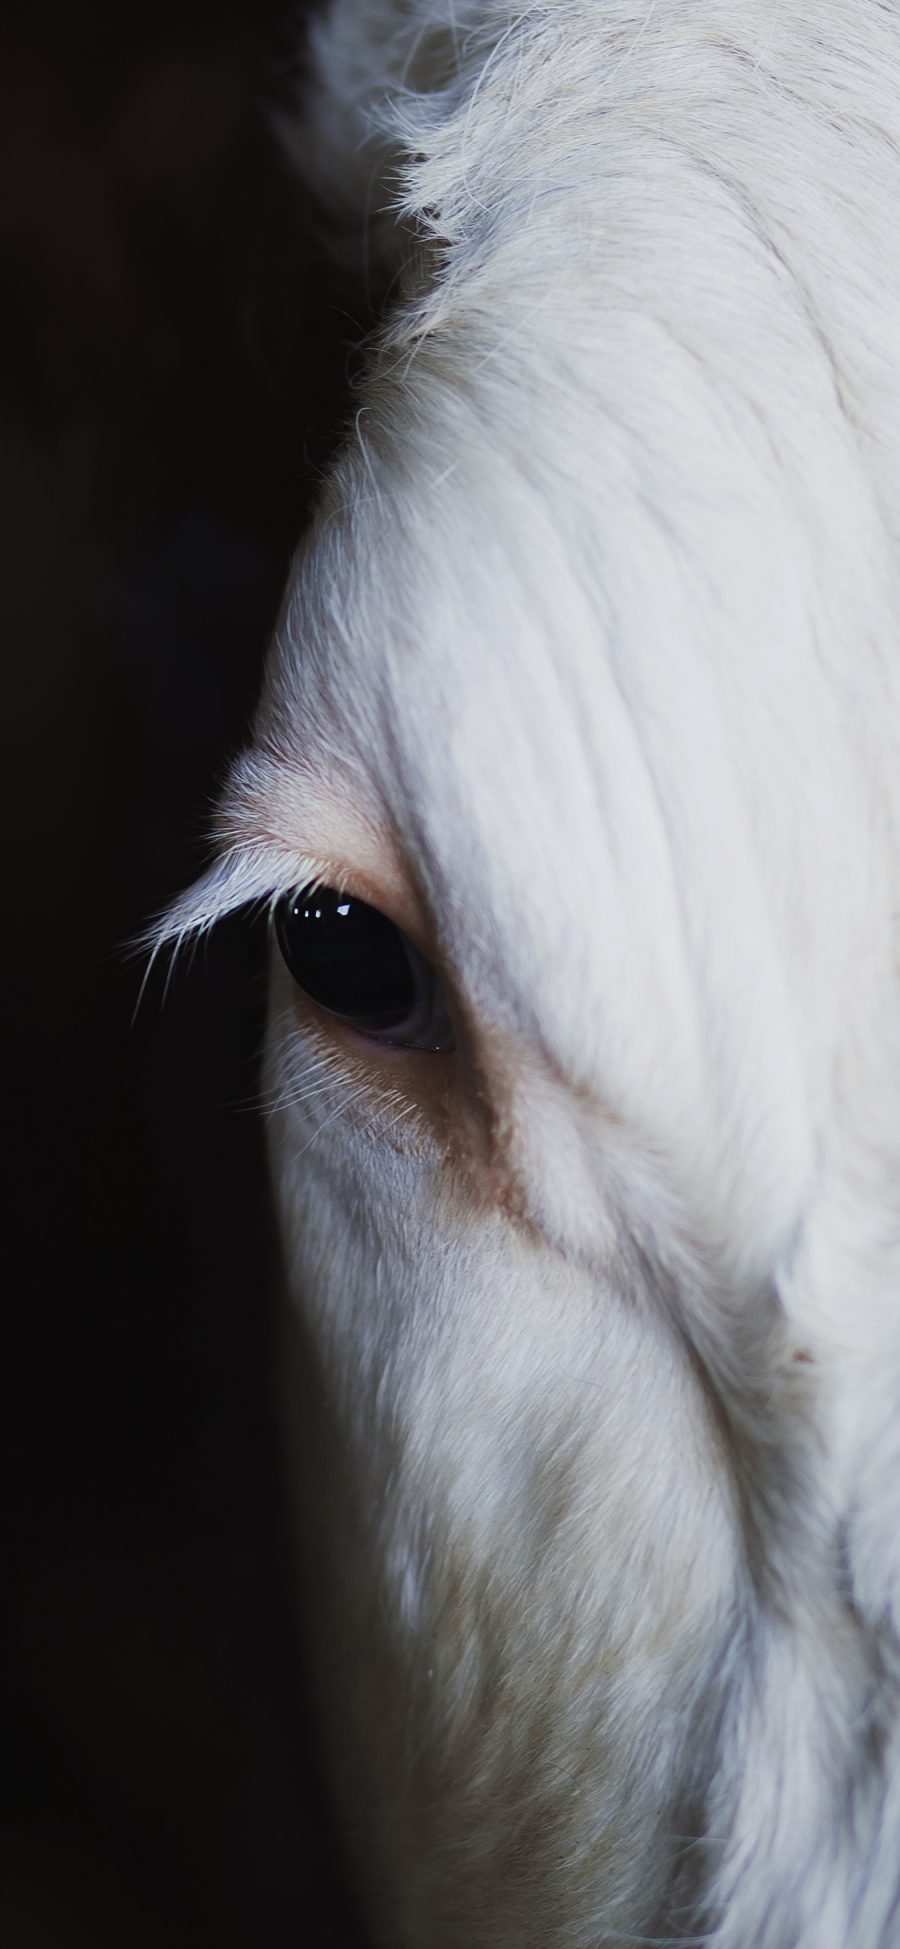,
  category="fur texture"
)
[162,4,900,1942]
